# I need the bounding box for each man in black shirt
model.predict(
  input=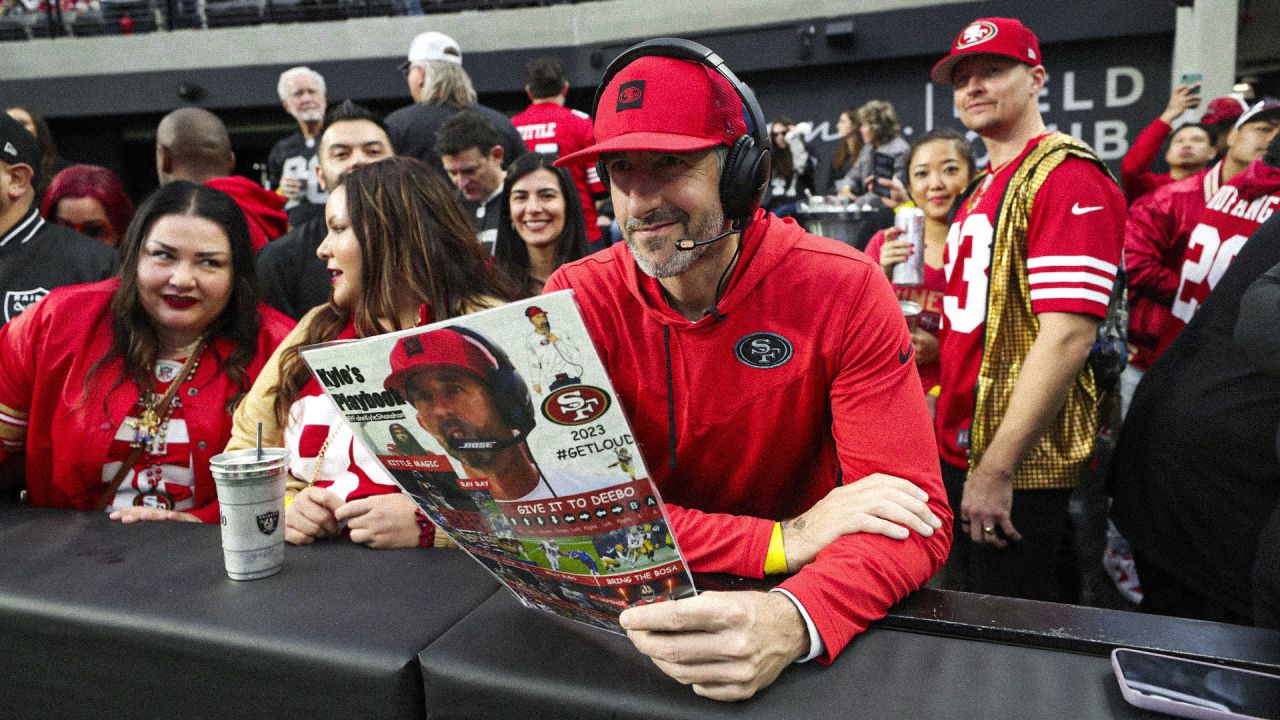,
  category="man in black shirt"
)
[0,113,116,327]
[435,112,505,254]
[267,66,329,229]
[385,31,524,177]
[257,101,393,319]
[1109,134,1280,626]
